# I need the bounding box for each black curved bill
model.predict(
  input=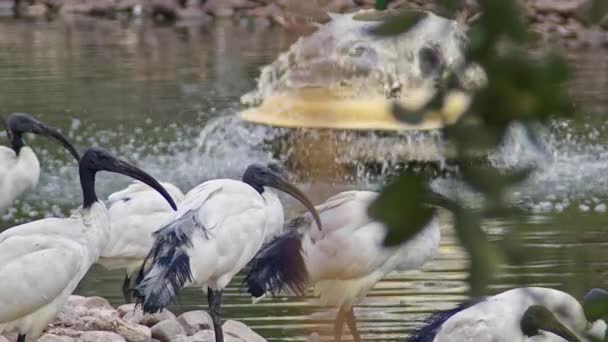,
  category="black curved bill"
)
[31,122,80,162]
[270,177,323,231]
[104,158,178,211]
